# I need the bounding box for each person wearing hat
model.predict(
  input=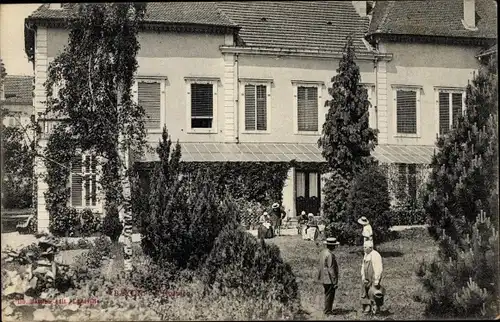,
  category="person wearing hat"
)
[357,216,373,243]
[270,202,286,236]
[317,237,340,316]
[360,240,385,314]
[258,212,272,239]
[305,213,319,241]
